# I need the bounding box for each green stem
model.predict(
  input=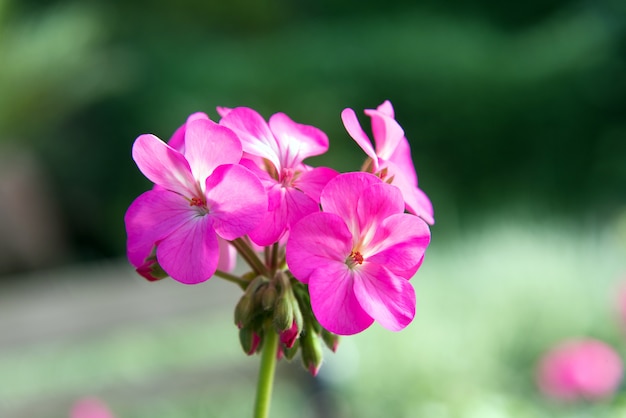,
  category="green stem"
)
[214,269,249,289]
[232,238,269,277]
[254,328,279,418]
